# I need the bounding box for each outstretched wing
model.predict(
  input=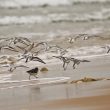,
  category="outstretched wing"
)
[21,37,31,43]
[2,46,19,52]
[31,57,46,64]
[15,65,29,68]
[53,56,62,59]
